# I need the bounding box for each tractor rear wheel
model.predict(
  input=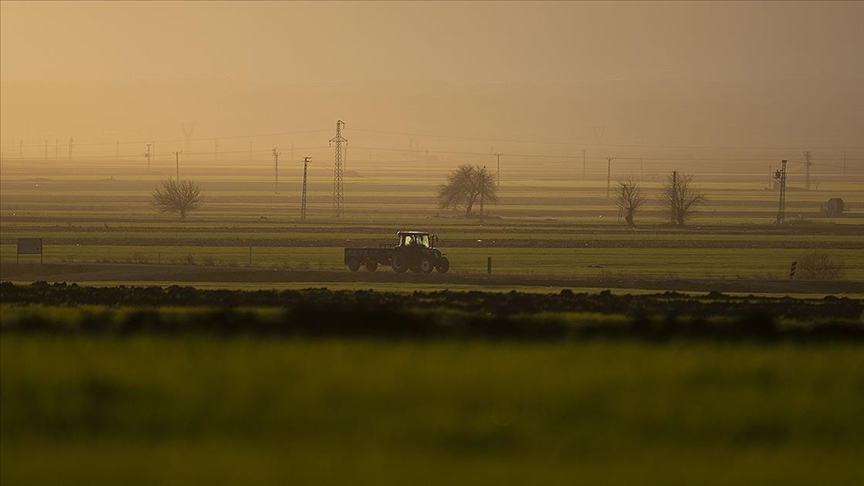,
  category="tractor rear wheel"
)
[391,251,409,273]
[436,257,450,273]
